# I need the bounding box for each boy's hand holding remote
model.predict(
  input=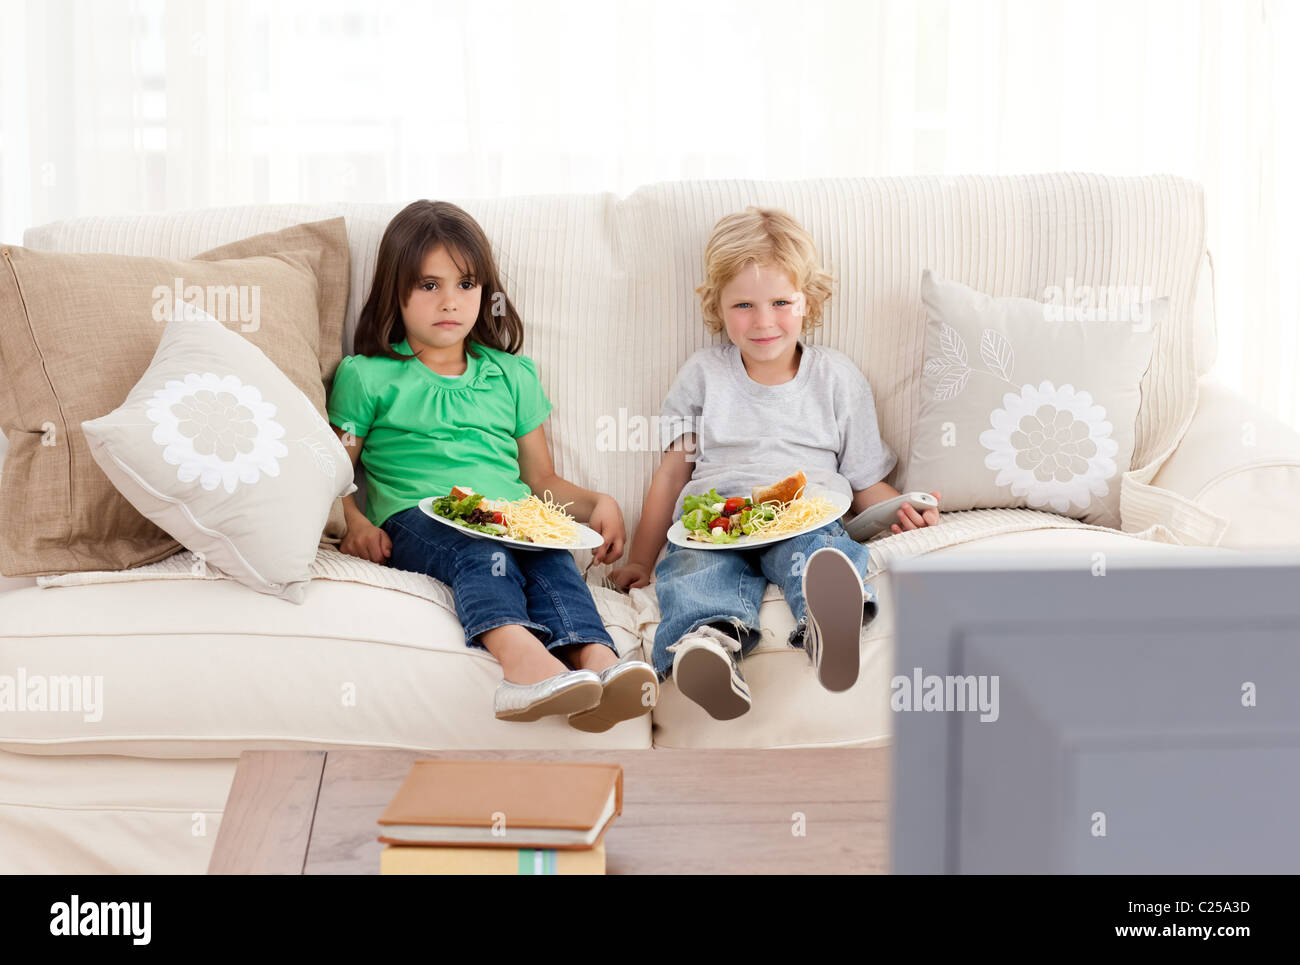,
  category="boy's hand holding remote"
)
[847,485,943,539]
